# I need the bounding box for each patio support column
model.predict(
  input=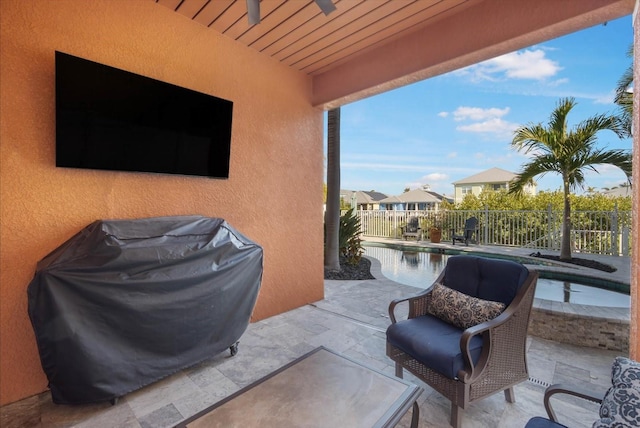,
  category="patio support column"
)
[324,108,341,271]
[631,0,639,360]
